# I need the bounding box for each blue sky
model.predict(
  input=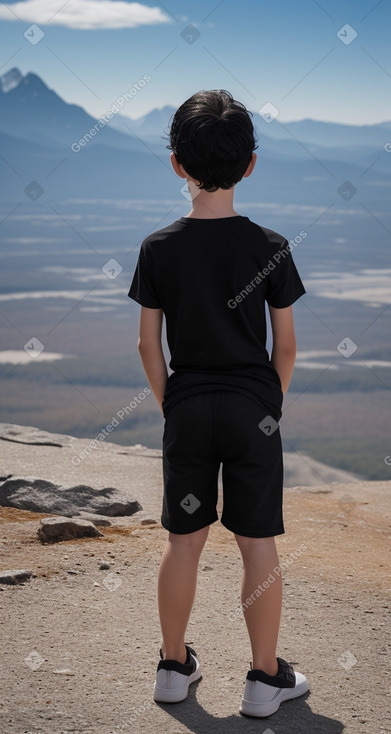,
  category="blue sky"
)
[0,0,390,125]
